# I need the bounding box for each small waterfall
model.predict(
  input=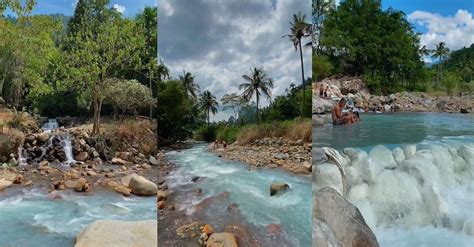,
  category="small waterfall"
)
[17,147,27,166]
[60,136,75,166]
[42,119,59,133]
[17,118,76,166]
